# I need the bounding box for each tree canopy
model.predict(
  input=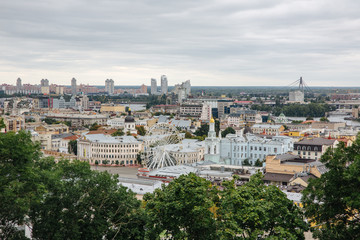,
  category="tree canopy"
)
[219,173,308,239]
[221,127,236,137]
[30,159,146,240]
[144,173,219,240]
[302,136,360,239]
[0,131,42,238]
[144,173,307,240]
